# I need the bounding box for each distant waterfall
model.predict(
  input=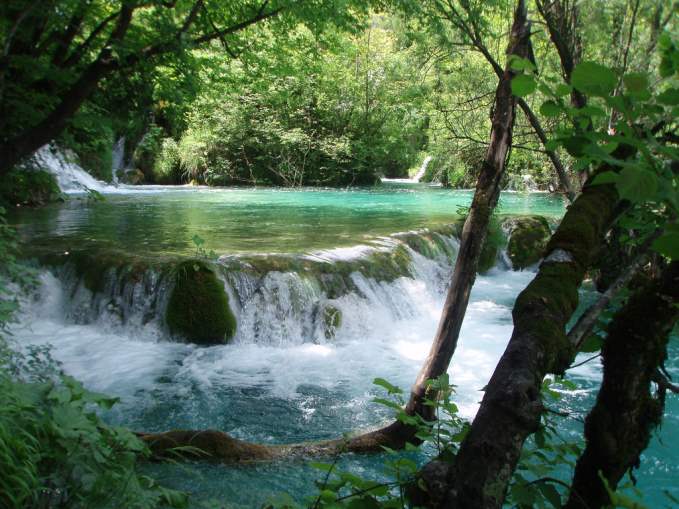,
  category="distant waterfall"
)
[111,137,126,185]
[412,155,433,183]
[33,144,112,194]
[380,155,433,184]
